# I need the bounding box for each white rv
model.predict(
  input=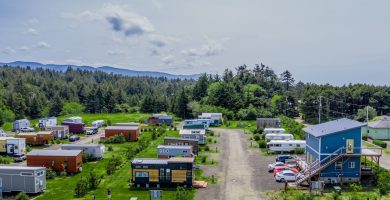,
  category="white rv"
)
[92,120,105,128]
[267,140,305,152]
[265,133,294,141]
[264,128,286,134]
